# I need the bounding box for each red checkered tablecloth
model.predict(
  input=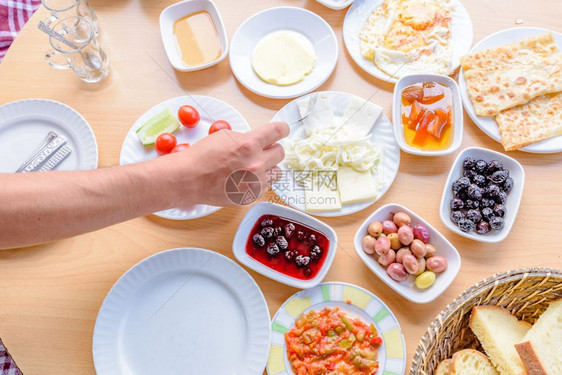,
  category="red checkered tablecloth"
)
[0,0,41,61]
[0,339,22,375]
